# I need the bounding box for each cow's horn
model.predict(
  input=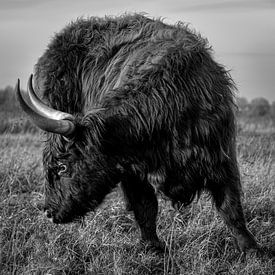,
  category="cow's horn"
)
[16,77,75,136]
[27,74,74,121]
